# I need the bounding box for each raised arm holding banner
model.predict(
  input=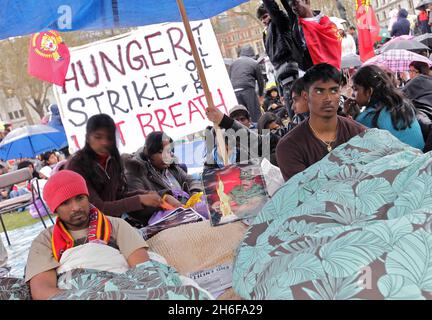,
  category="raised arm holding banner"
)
[53,20,237,155]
